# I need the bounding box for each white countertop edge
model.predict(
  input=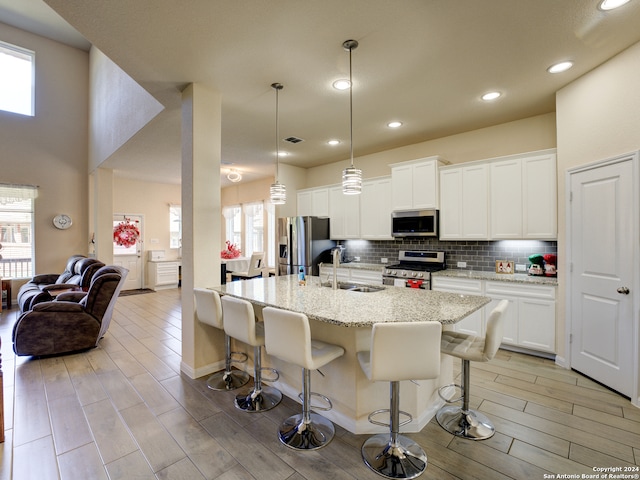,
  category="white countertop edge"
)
[433,269,558,286]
